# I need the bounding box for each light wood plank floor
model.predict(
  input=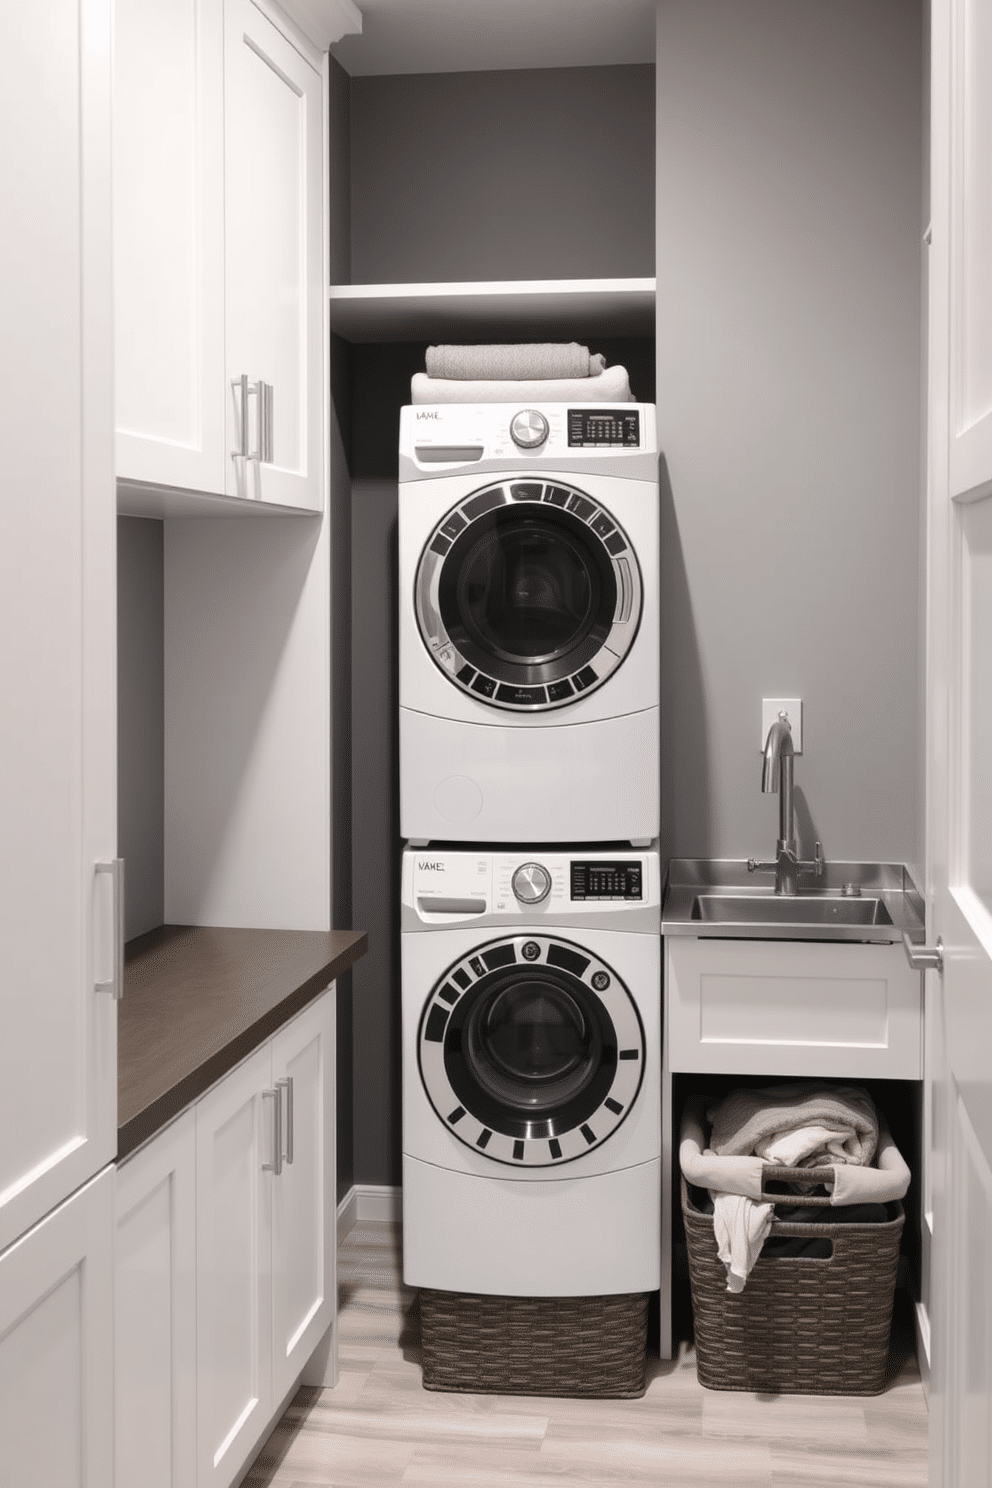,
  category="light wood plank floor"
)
[245,1220,929,1487]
